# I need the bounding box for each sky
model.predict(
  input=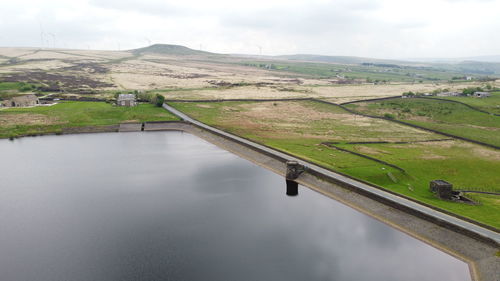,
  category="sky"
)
[0,0,499,59]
